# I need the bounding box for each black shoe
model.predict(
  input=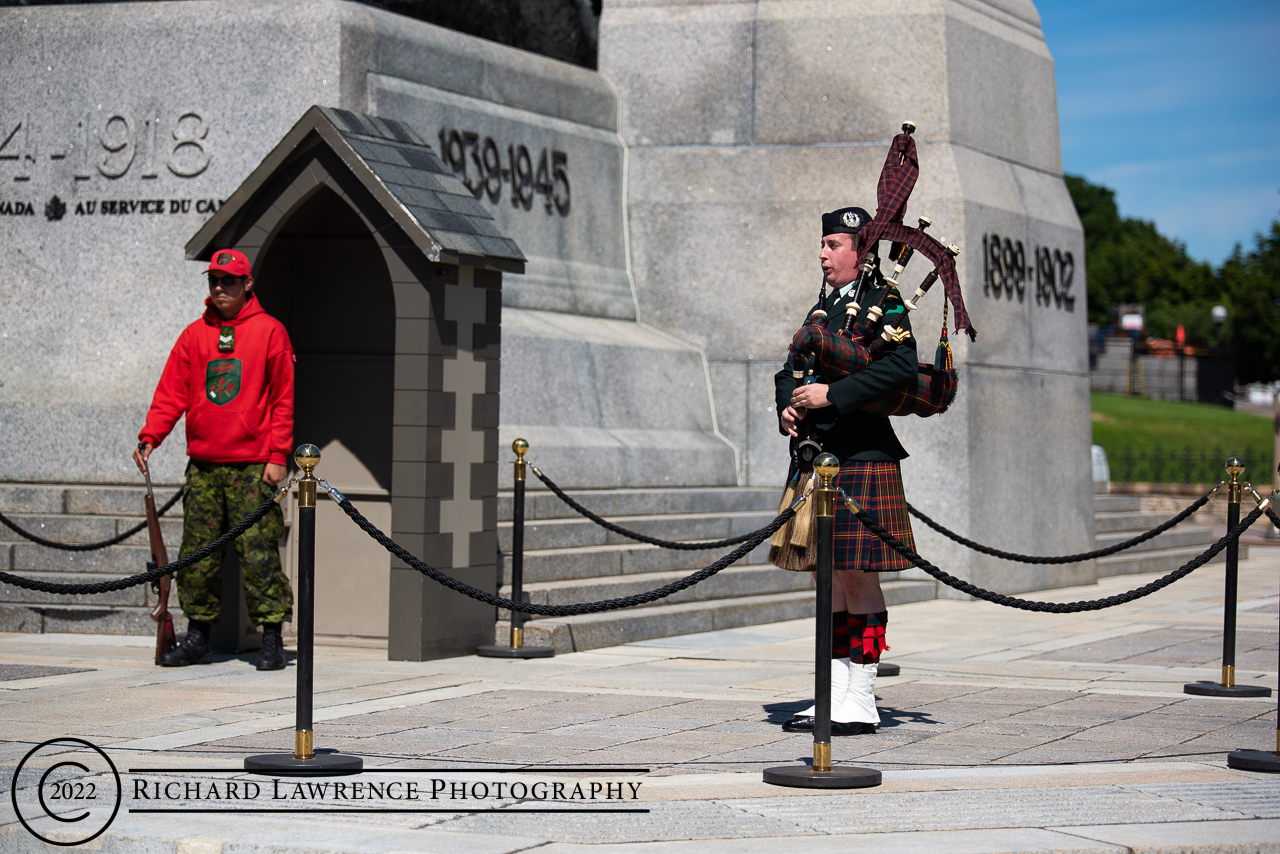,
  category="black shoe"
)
[781,716,876,735]
[782,715,814,732]
[832,720,877,736]
[256,623,286,671]
[158,620,212,667]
